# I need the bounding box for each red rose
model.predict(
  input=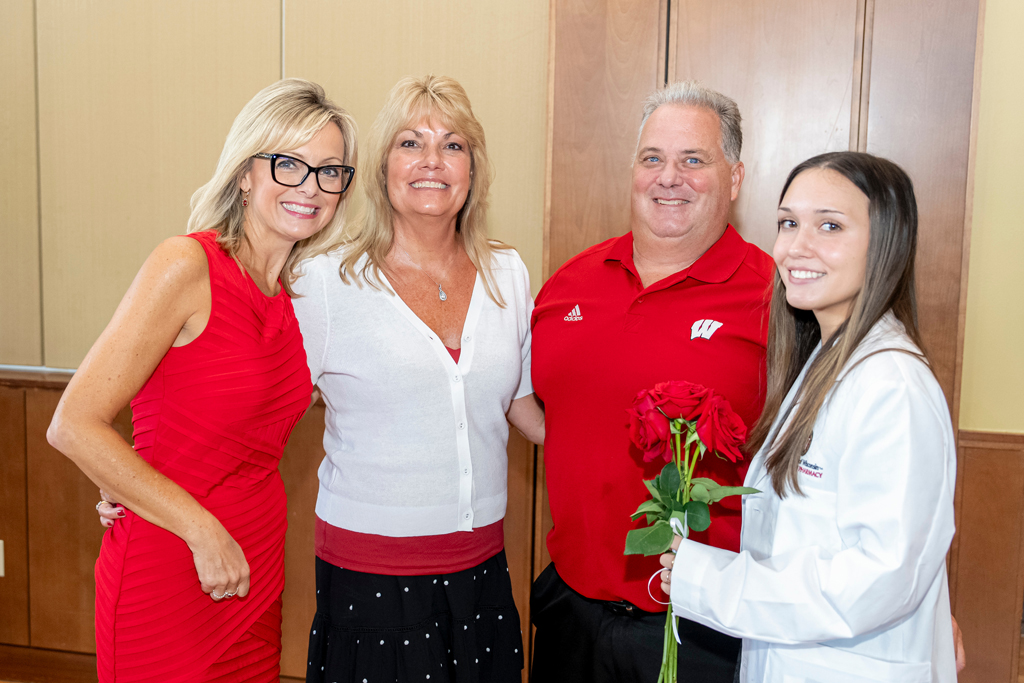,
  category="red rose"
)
[695,394,747,463]
[628,390,672,462]
[652,380,710,422]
